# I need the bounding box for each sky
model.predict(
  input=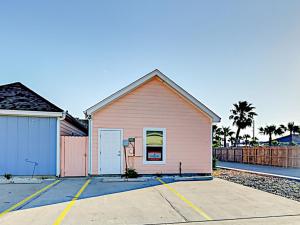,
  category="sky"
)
[0,0,299,140]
